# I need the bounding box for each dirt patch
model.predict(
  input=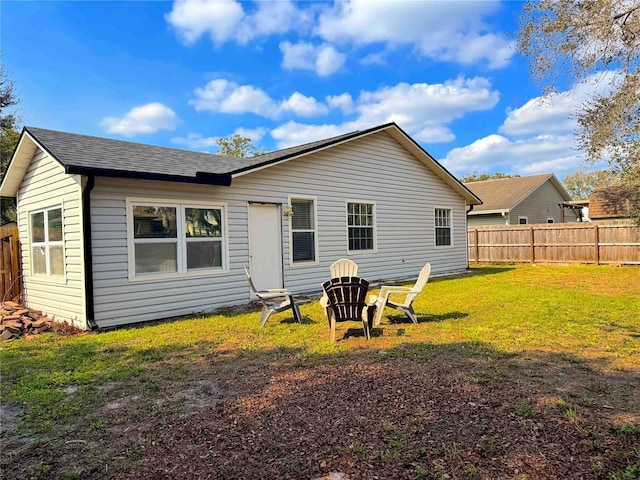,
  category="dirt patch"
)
[2,347,639,480]
[174,381,230,414]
